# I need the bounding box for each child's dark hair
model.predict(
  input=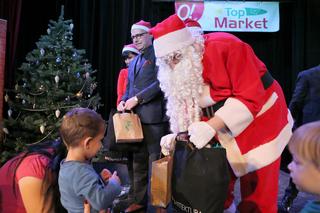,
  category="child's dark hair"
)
[60,107,106,147]
[122,50,138,60]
